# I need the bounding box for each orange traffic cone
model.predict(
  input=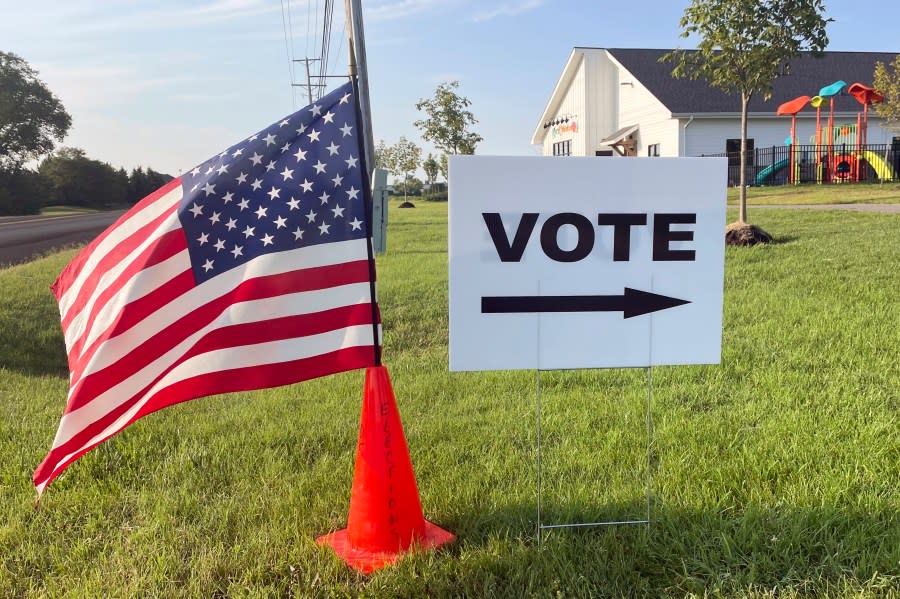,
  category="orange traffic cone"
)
[317,365,454,573]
